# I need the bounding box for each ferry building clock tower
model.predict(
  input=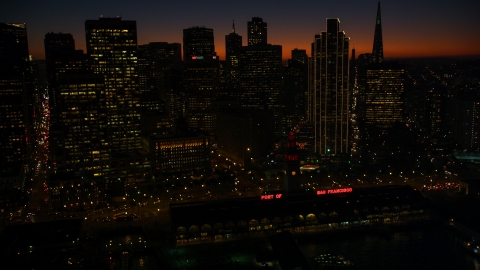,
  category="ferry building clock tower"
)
[284,130,300,193]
